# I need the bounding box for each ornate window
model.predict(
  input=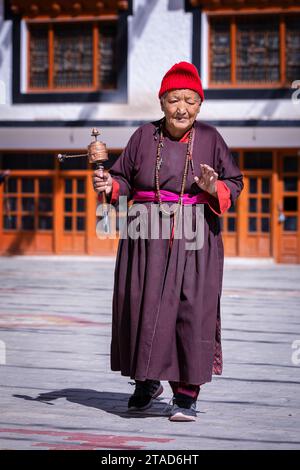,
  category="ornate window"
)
[7,0,130,102]
[286,17,300,84]
[28,21,117,92]
[235,17,280,84]
[209,19,231,84]
[186,0,300,89]
[210,14,300,87]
